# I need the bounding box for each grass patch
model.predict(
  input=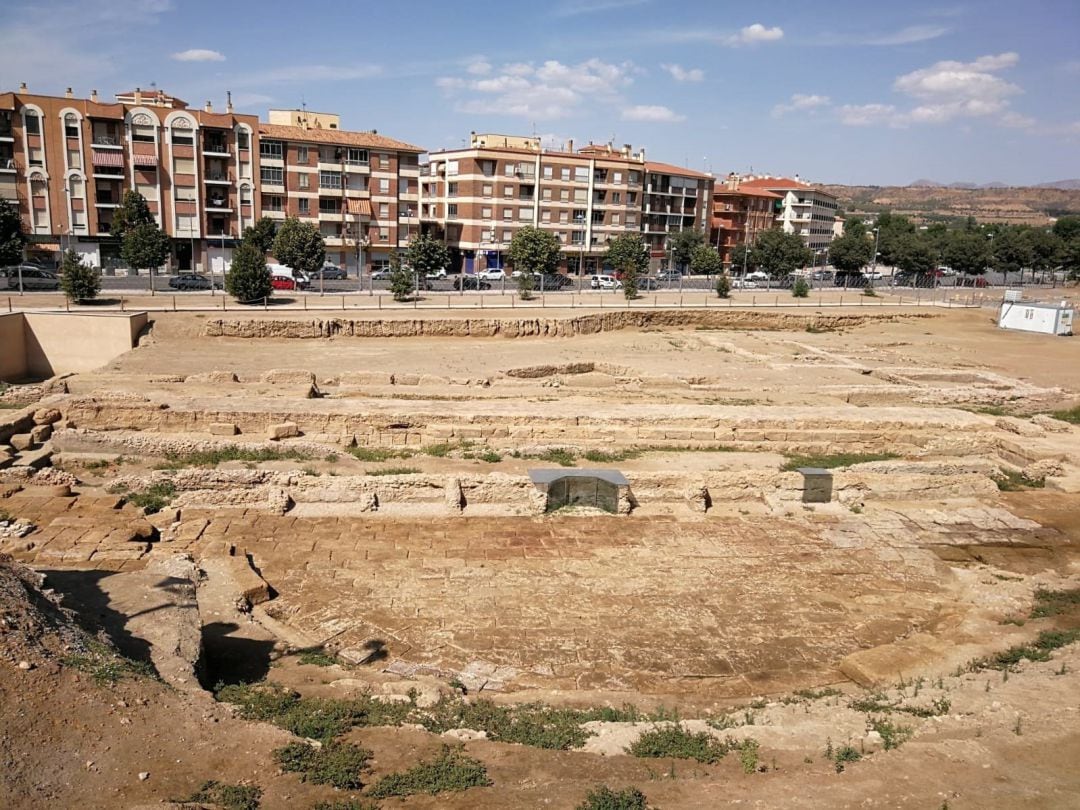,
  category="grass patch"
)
[159,447,313,469]
[535,448,577,467]
[297,648,339,667]
[1030,587,1080,618]
[368,744,492,798]
[349,446,413,462]
[582,448,644,463]
[177,780,261,810]
[477,449,503,463]
[1049,405,1080,424]
[62,637,157,685]
[831,744,862,773]
[422,442,456,457]
[365,466,421,476]
[124,481,176,514]
[993,469,1046,491]
[273,741,372,790]
[849,693,950,718]
[312,801,380,810]
[969,629,1080,672]
[577,785,656,810]
[627,726,739,764]
[781,452,900,472]
[869,717,913,750]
